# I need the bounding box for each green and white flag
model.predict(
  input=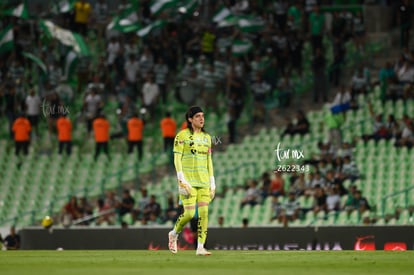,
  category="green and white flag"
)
[217,15,265,33]
[177,0,198,15]
[1,1,29,19]
[0,25,14,54]
[217,15,239,28]
[40,20,90,55]
[237,16,265,33]
[231,40,252,56]
[137,20,166,37]
[150,0,178,16]
[22,52,47,74]
[64,50,78,79]
[107,9,141,33]
[54,0,75,14]
[213,6,231,22]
